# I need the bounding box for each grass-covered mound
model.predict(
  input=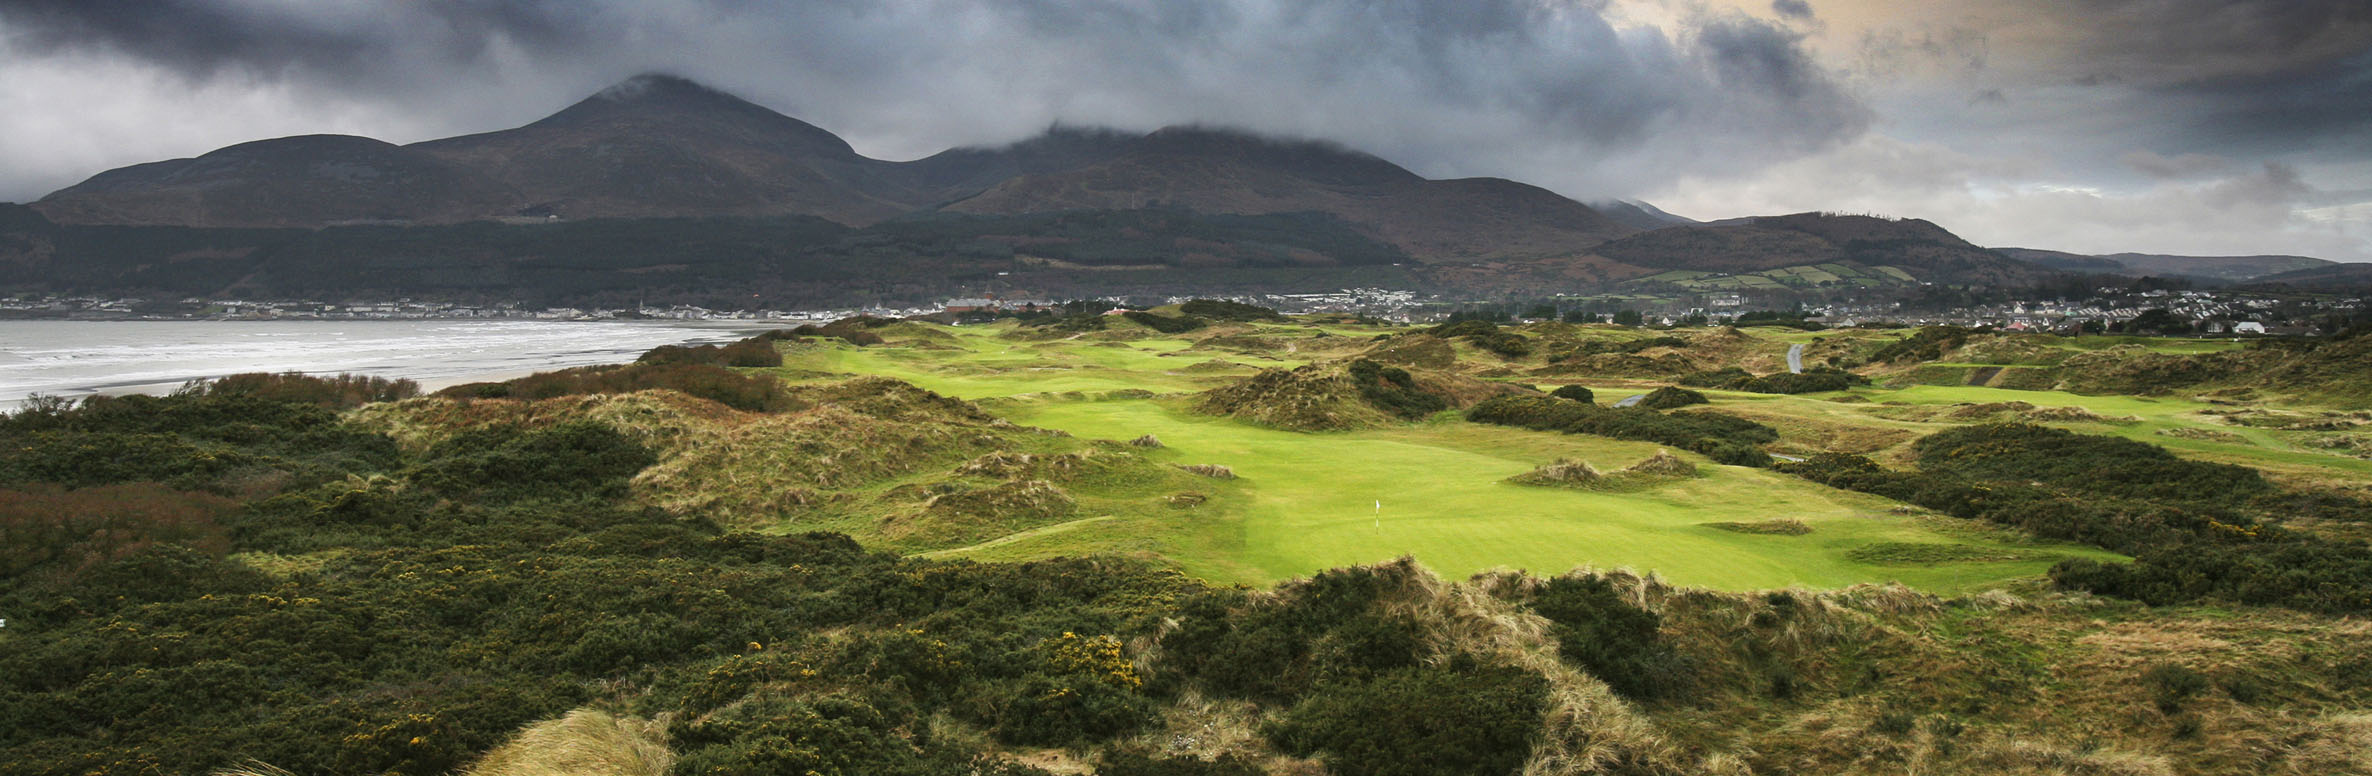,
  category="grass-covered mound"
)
[1467,394,1777,467]
[1360,332,1458,368]
[1193,358,1526,431]
[437,361,794,412]
[1509,450,1699,492]
[358,377,1204,543]
[1783,423,2372,614]
[2057,330,2372,406]
[1681,366,1866,394]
